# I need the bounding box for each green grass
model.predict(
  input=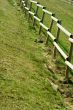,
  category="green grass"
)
[30,0,73,66]
[37,0,73,48]
[0,0,68,110]
[37,0,73,32]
